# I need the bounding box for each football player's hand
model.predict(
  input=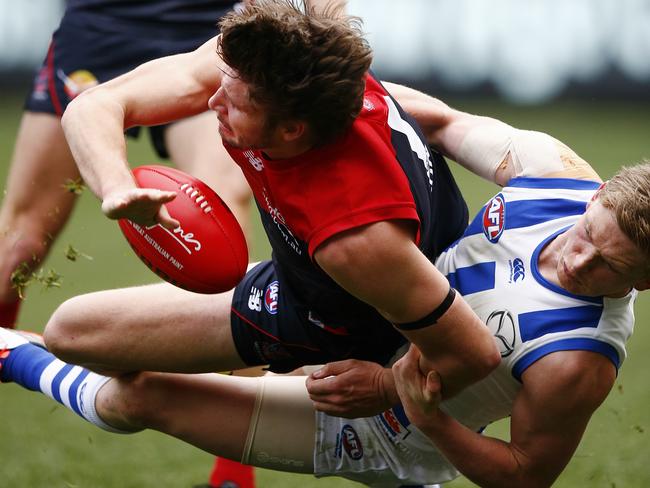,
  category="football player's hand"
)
[306,359,398,418]
[101,187,179,229]
[392,344,443,428]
